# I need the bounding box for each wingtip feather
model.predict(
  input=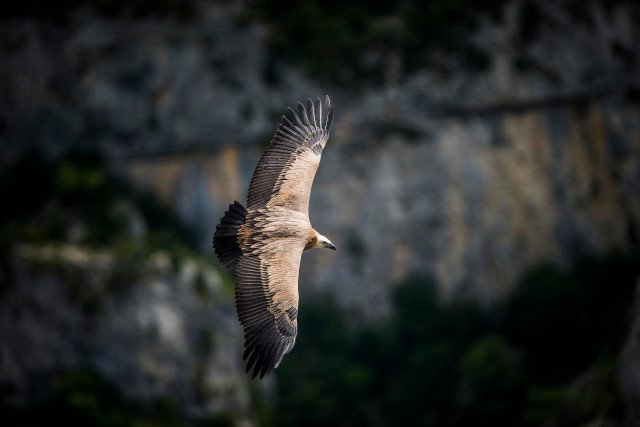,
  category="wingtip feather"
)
[307,98,317,128]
